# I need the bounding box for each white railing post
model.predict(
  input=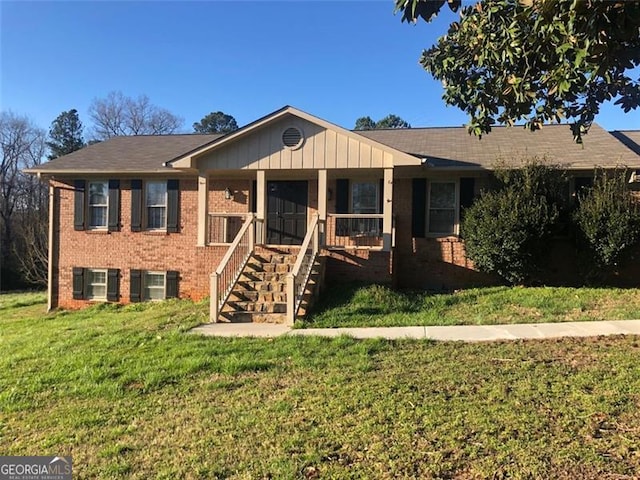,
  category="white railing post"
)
[286,273,295,326]
[249,214,255,250]
[210,272,219,323]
